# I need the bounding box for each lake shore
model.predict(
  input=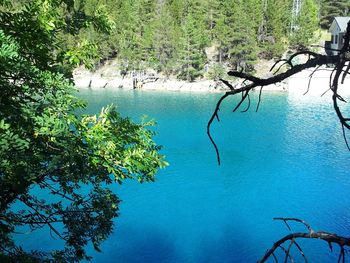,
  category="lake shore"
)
[73,66,288,93]
[74,66,350,96]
